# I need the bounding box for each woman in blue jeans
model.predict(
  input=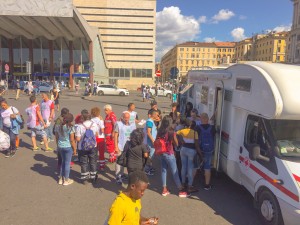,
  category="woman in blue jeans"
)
[176,119,202,193]
[55,113,76,186]
[157,116,188,198]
